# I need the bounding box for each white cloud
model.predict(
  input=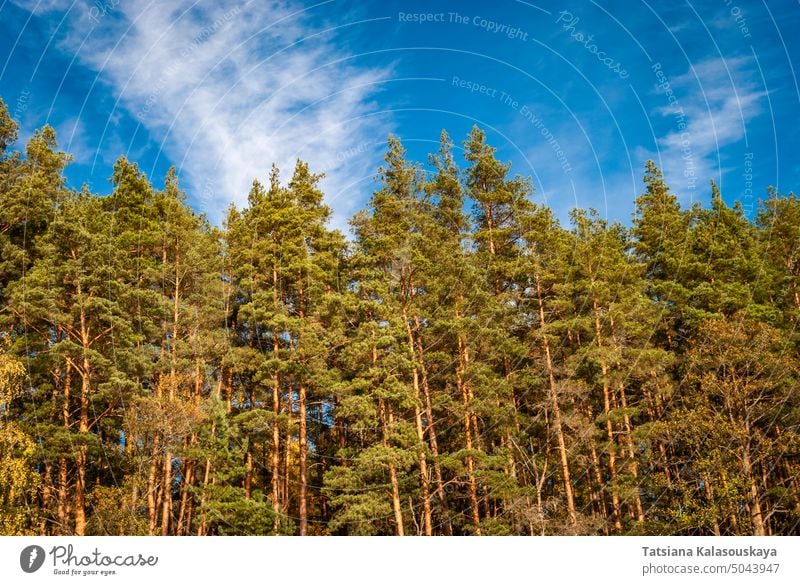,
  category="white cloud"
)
[11,0,72,15]
[642,56,765,202]
[55,116,92,163]
[21,0,392,228]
